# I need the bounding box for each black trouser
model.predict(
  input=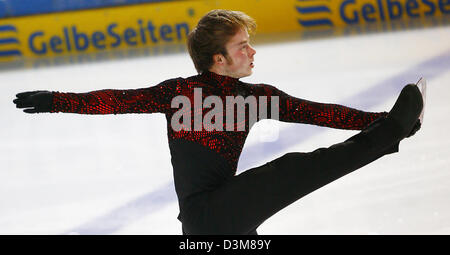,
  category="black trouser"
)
[181,117,403,235]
